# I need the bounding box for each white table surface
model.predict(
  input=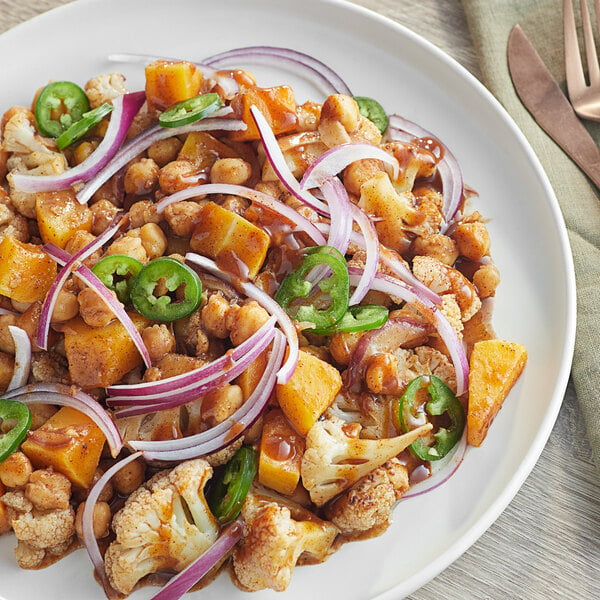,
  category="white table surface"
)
[0,1,598,599]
